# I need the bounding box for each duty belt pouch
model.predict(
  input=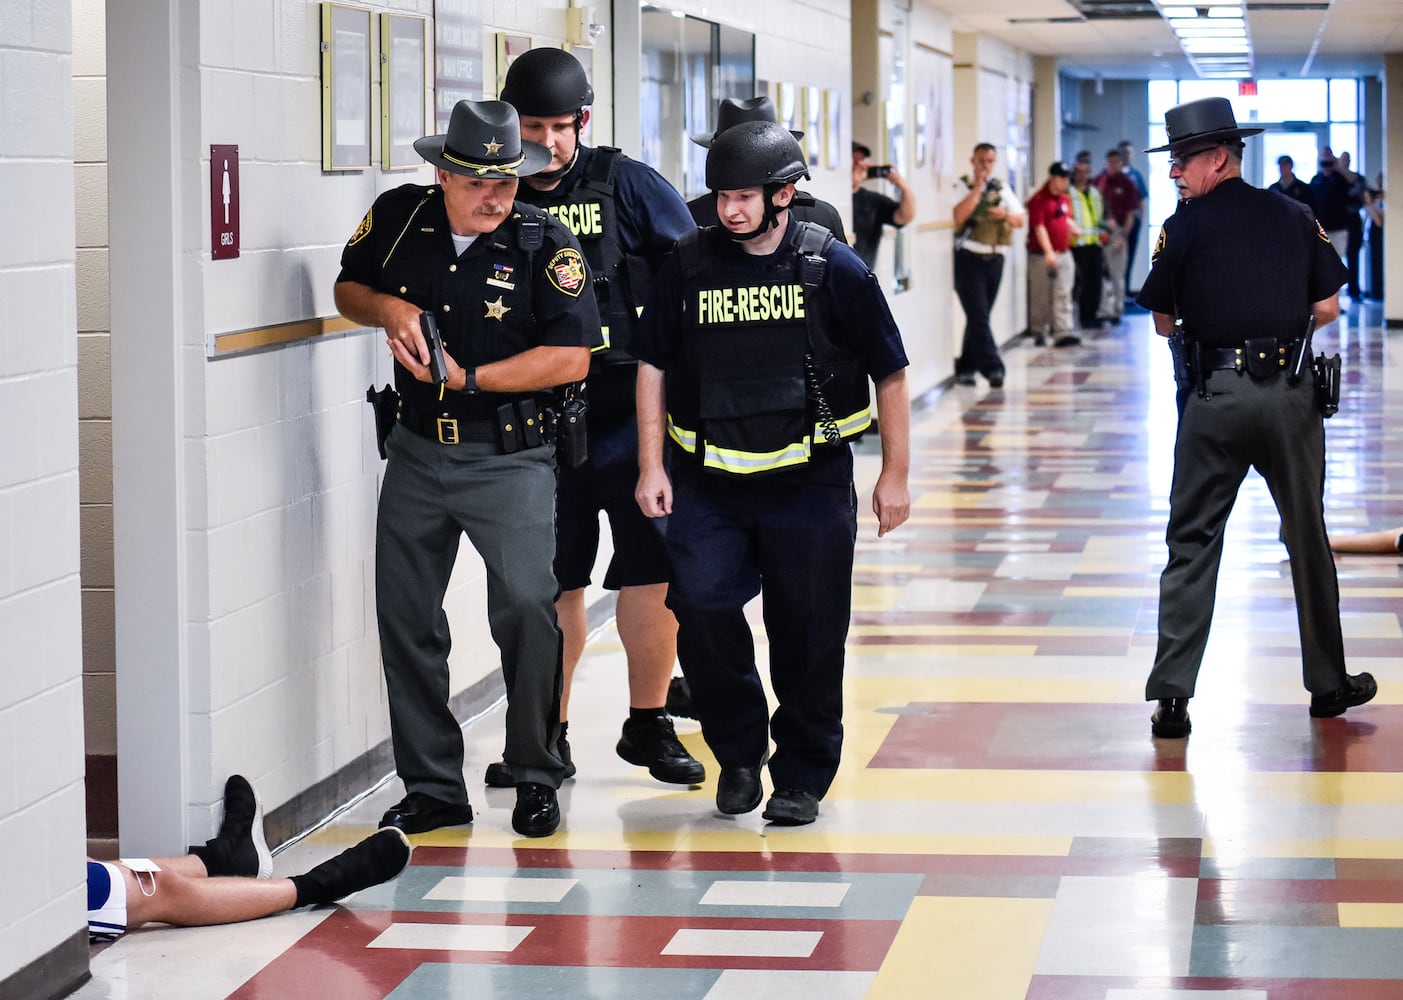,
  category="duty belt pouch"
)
[1243,337,1283,378]
[496,402,523,453]
[1314,352,1342,417]
[519,400,545,449]
[365,384,399,460]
